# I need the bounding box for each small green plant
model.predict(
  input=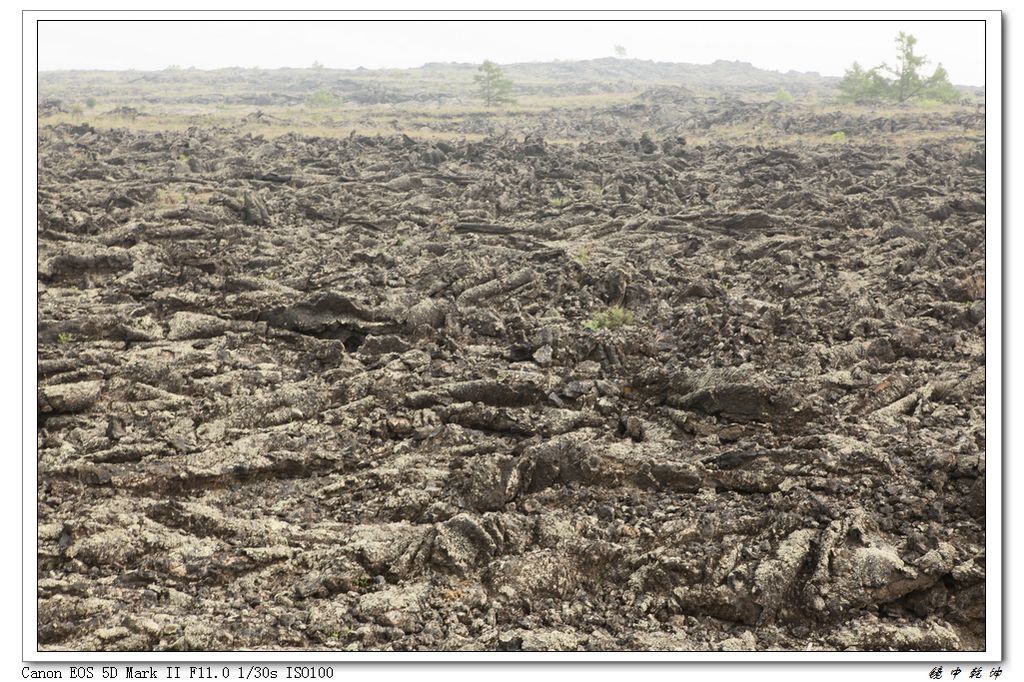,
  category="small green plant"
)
[306,88,340,108]
[495,370,518,384]
[57,332,74,345]
[85,96,97,110]
[829,131,848,143]
[583,306,635,331]
[571,248,590,266]
[69,103,83,117]
[774,88,794,104]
